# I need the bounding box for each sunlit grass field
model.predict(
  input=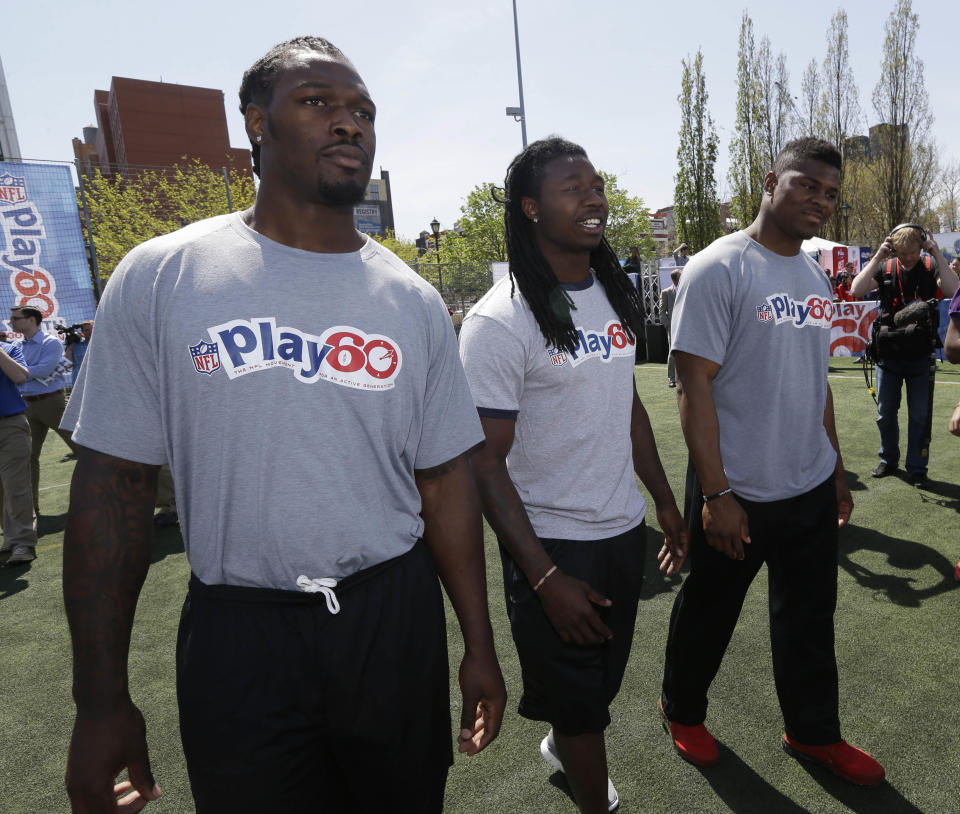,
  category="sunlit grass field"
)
[2,357,958,813]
